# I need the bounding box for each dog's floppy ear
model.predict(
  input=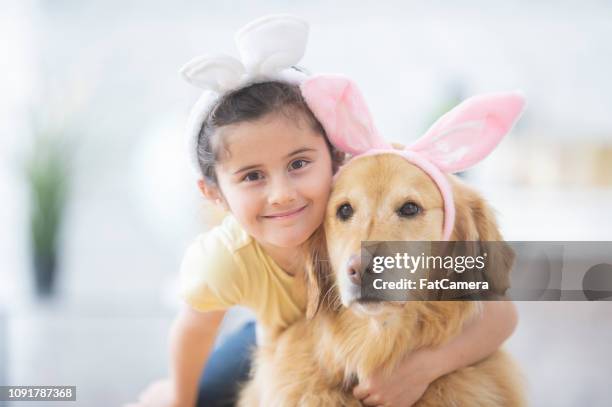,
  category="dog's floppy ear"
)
[303,226,333,319]
[450,177,514,297]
